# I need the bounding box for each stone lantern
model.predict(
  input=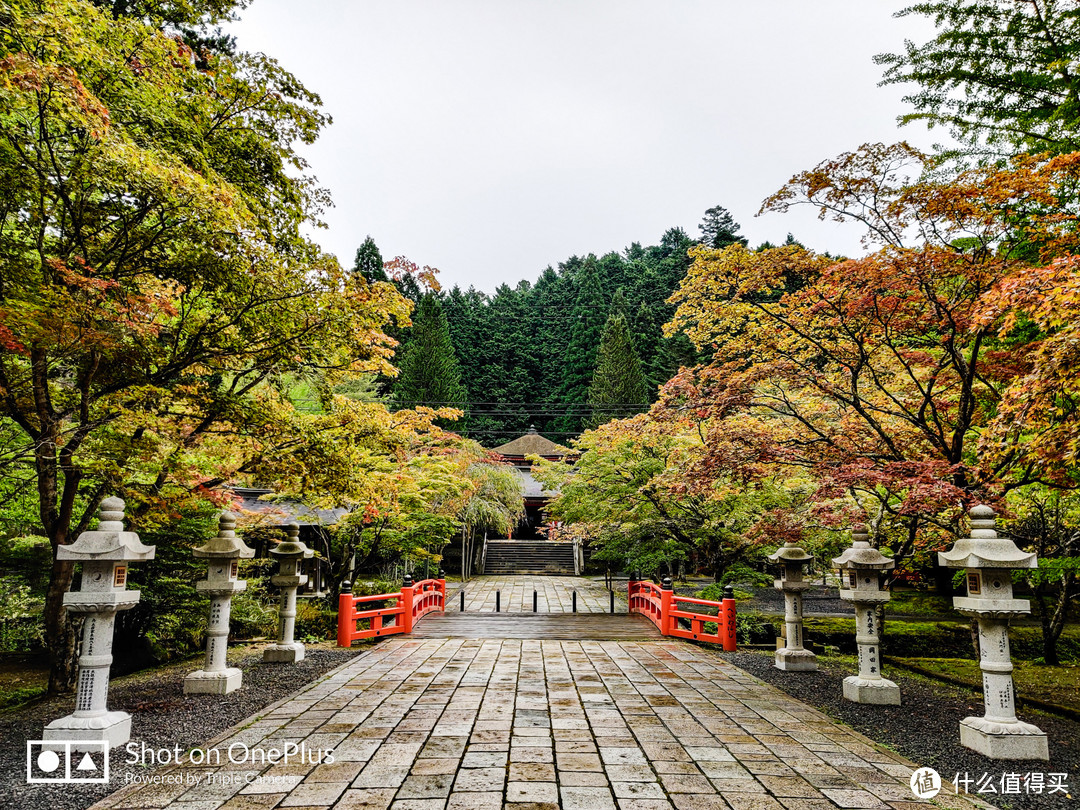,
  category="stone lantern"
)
[832,524,900,705]
[768,538,817,671]
[938,505,1048,760]
[263,522,313,663]
[44,497,155,749]
[184,511,255,694]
